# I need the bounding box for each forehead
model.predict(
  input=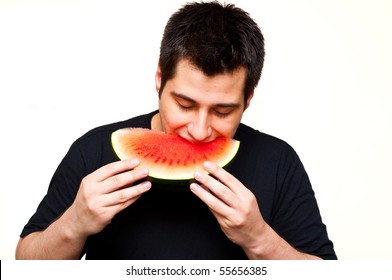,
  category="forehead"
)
[169,59,247,98]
